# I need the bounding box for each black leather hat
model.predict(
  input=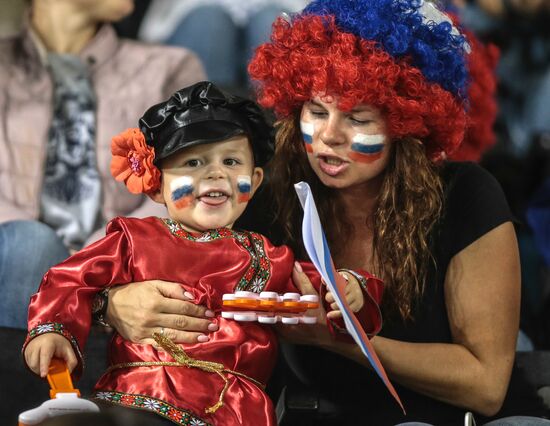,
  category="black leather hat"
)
[139,81,274,166]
